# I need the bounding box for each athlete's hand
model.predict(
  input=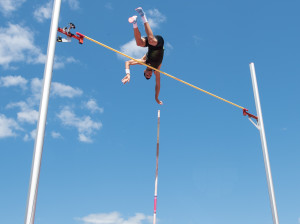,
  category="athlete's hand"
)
[156,97,163,105]
[122,74,130,84]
